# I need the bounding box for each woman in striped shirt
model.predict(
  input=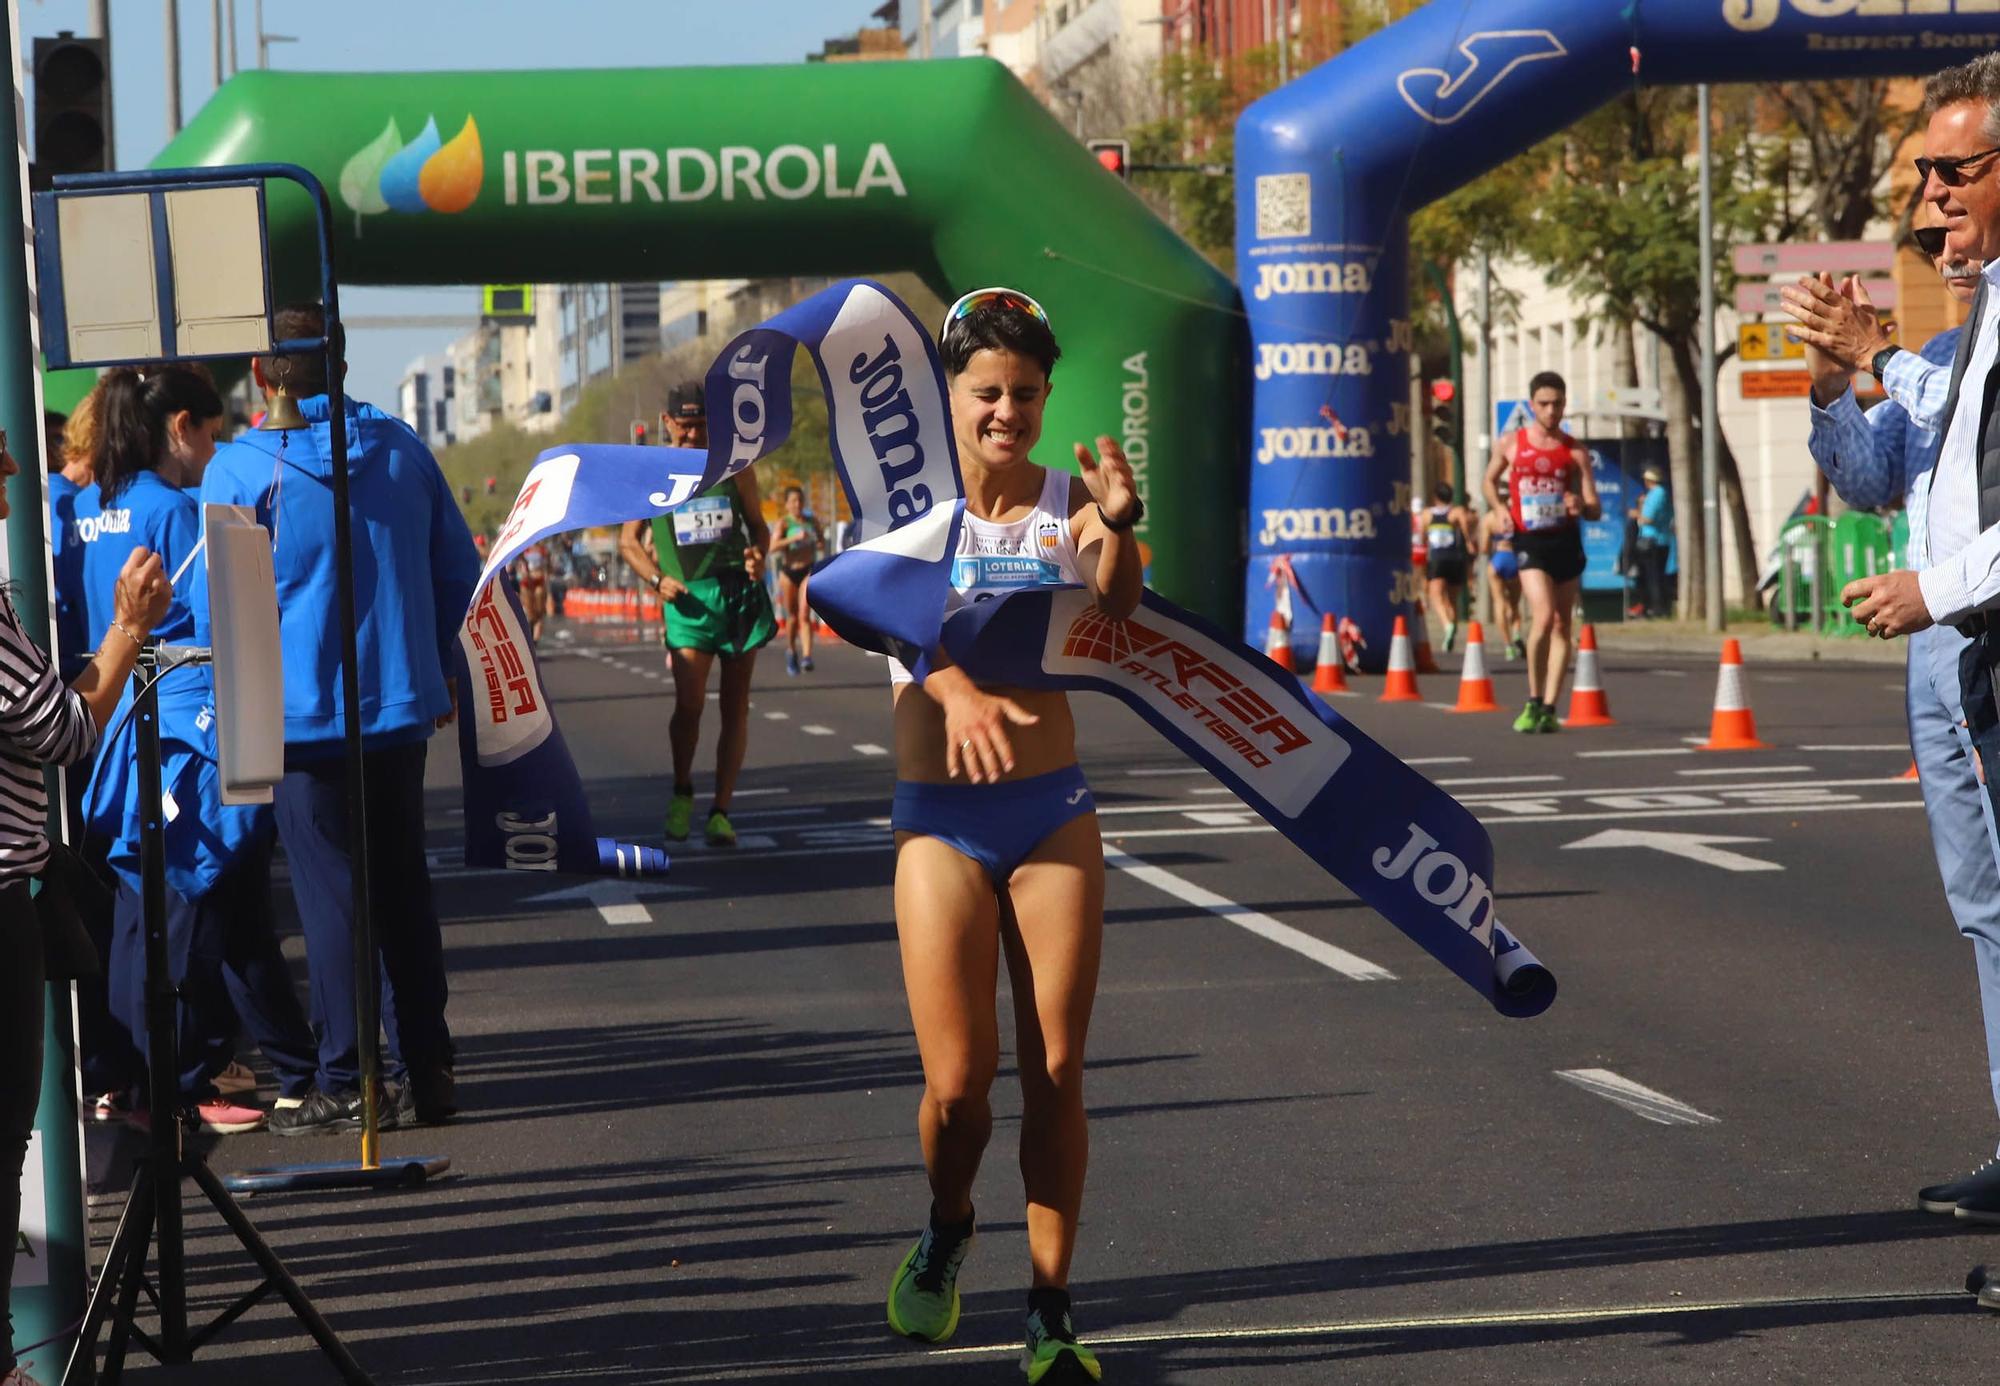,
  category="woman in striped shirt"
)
[2,427,170,1386]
